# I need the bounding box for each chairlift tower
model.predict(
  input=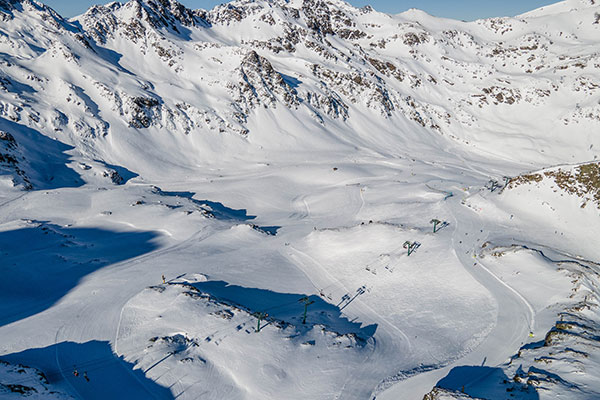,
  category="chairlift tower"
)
[253,312,268,332]
[430,219,441,233]
[403,241,415,256]
[299,297,315,324]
